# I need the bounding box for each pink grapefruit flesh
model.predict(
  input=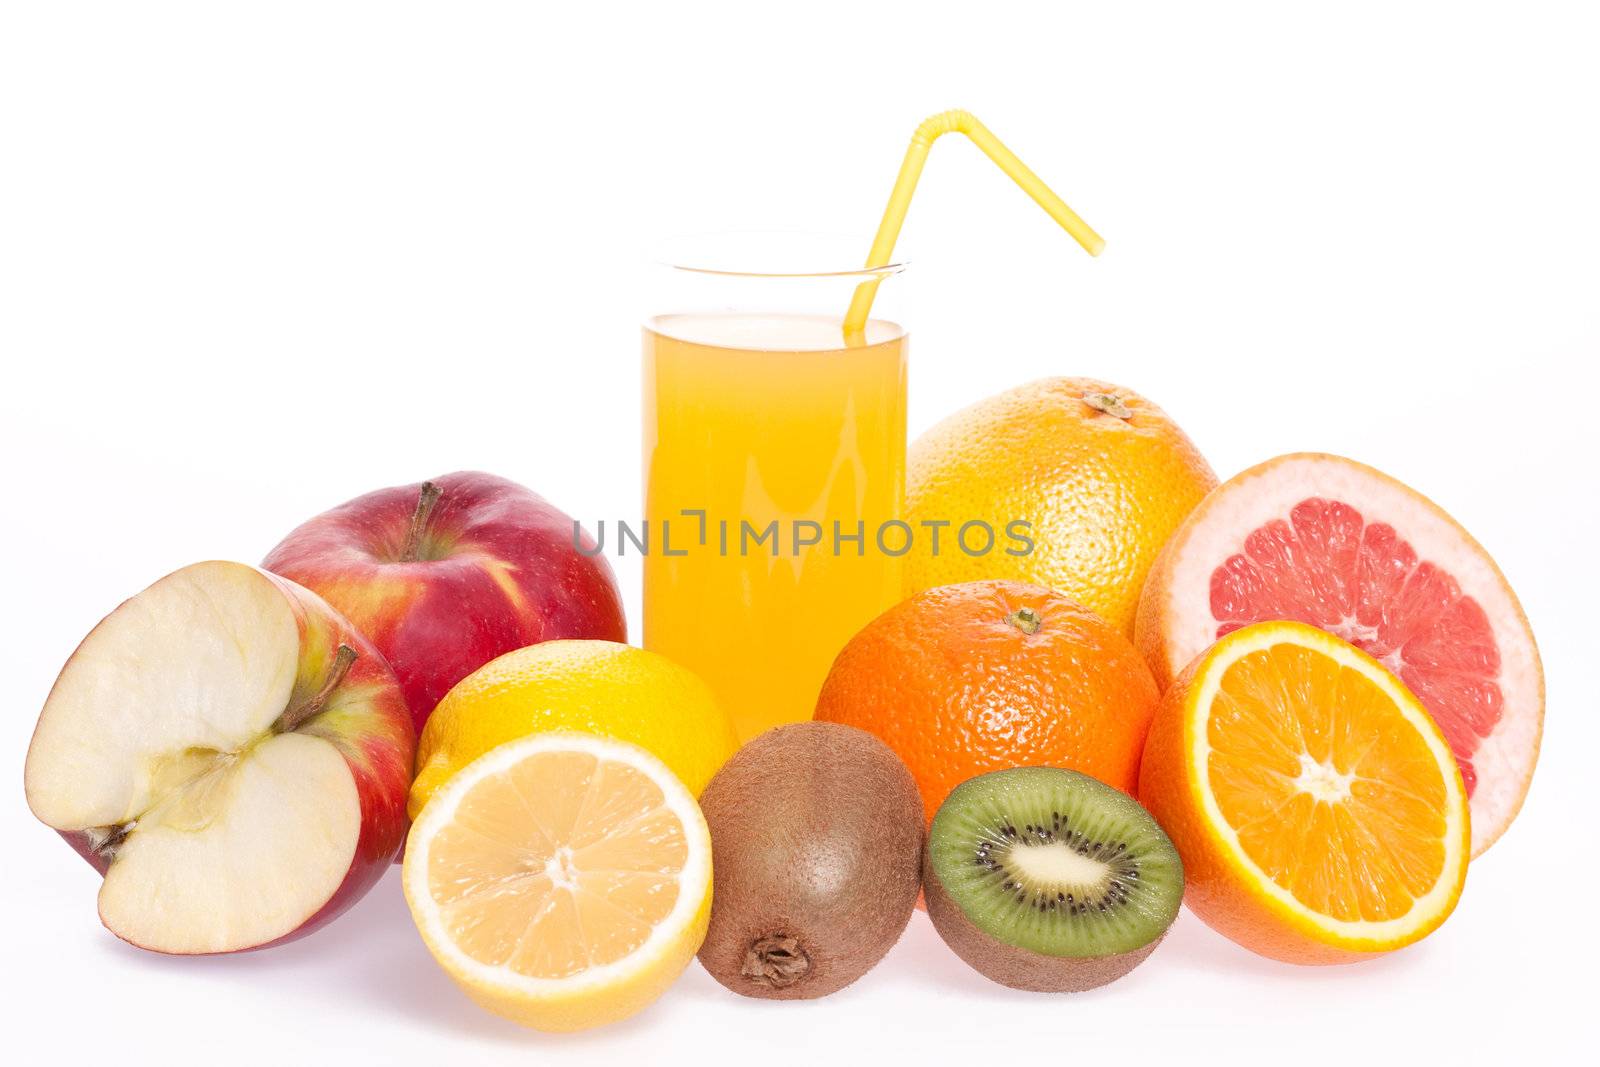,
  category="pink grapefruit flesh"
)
[1136,453,1542,856]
